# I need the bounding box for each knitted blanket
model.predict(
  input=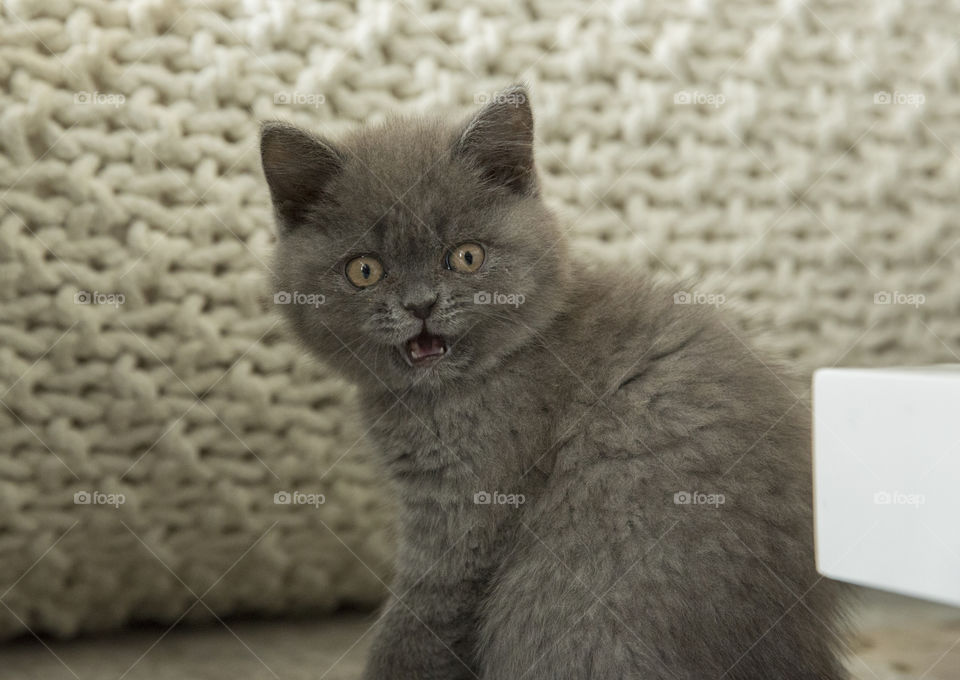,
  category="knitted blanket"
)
[1,0,957,640]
